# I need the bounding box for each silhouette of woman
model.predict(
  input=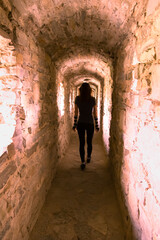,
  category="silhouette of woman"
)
[73,82,99,170]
